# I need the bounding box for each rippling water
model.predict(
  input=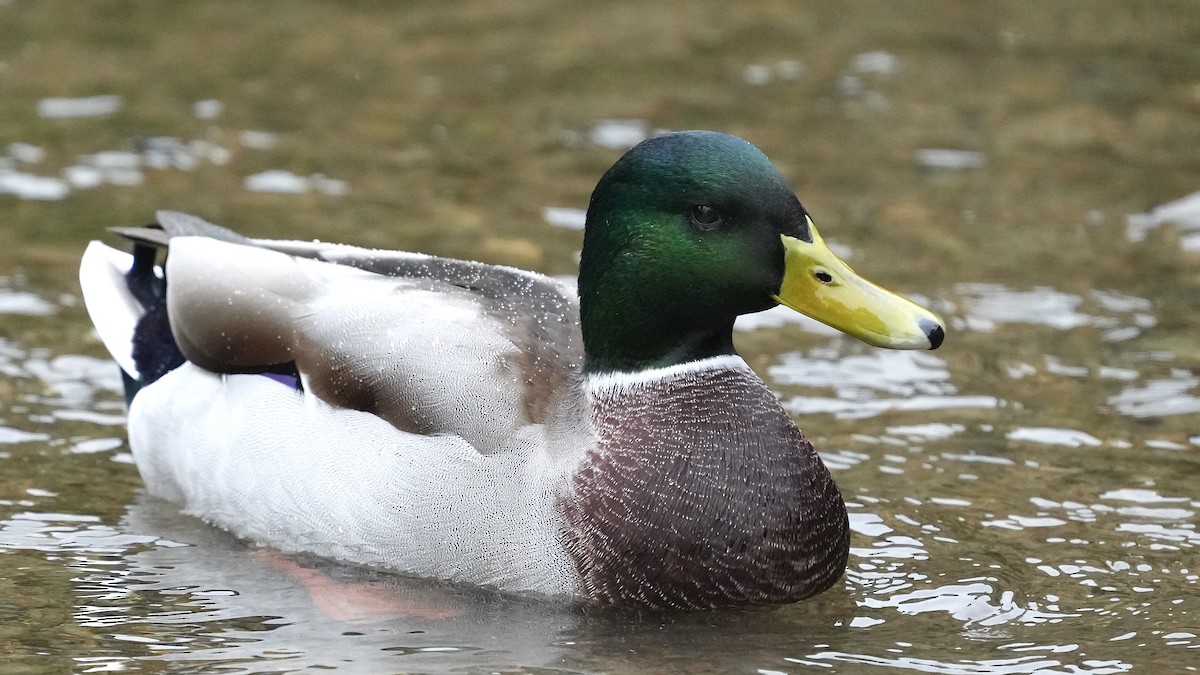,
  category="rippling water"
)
[3,2,1199,673]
